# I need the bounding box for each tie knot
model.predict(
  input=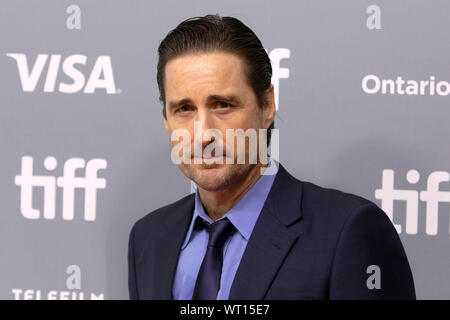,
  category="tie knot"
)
[204,218,234,248]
